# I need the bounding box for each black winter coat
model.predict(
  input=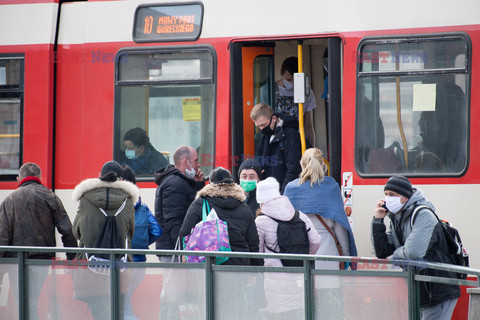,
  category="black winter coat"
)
[256,116,302,193]
[179,183,263,266]
[154,165,204,250]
